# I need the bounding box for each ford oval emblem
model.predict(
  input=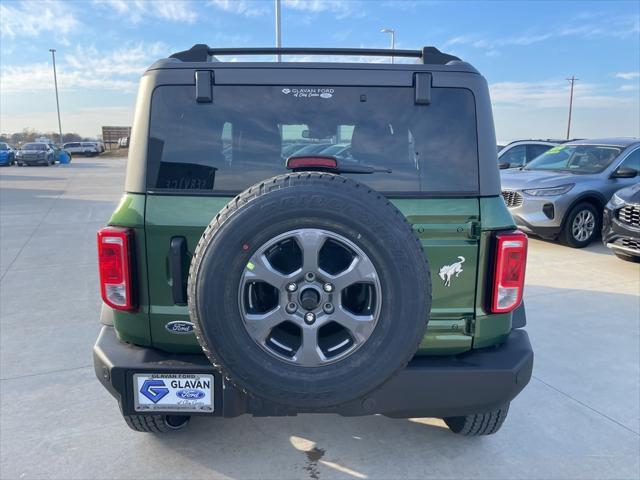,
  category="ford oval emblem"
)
[165,321,195,335]
[176,389,206,400]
